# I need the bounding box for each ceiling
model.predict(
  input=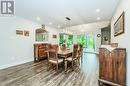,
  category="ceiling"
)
[15,0,120,28]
